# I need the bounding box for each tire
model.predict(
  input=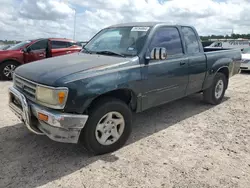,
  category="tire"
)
[203,72,227,105]
[0,61,19,80]
[80,97,132,155]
